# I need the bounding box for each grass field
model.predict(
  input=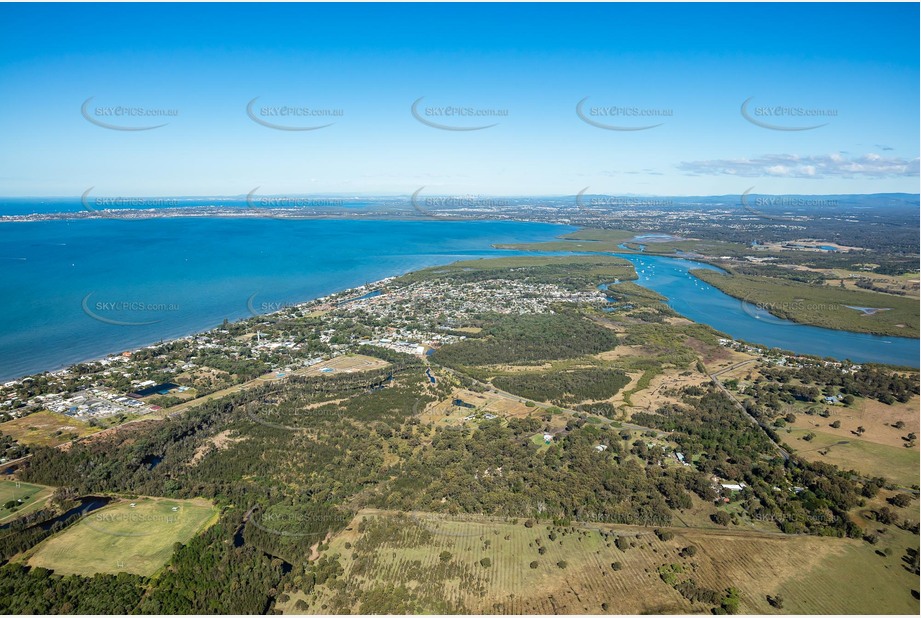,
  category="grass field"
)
[278,510,918,615]
[0,410,102,447]
[419,389,535,424]
[296,354,389,377]
[692,269,920,338]
[0,480,53,523]
[822,267,919,299]
[431,253,636,272]
[25,496,218,577]
[401,254,638,285]
[779,490,920,614]
[777,523,918,614]
[787,395,920,450]
[500,228,753,259]
[785,427,919,487]
[620,367,658,406]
